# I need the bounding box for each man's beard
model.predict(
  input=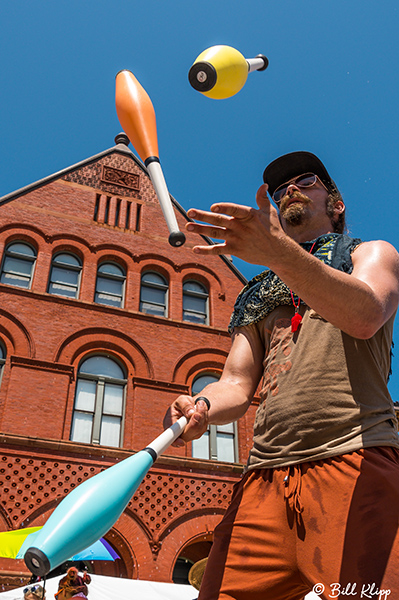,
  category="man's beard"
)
[279,192,311,226]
